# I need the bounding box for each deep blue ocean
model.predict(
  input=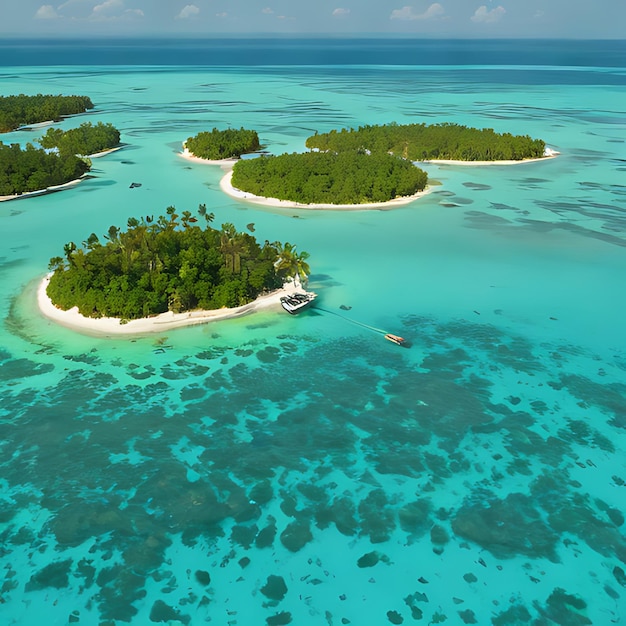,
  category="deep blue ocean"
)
[2,37,626,67]
[1,38,625,625]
